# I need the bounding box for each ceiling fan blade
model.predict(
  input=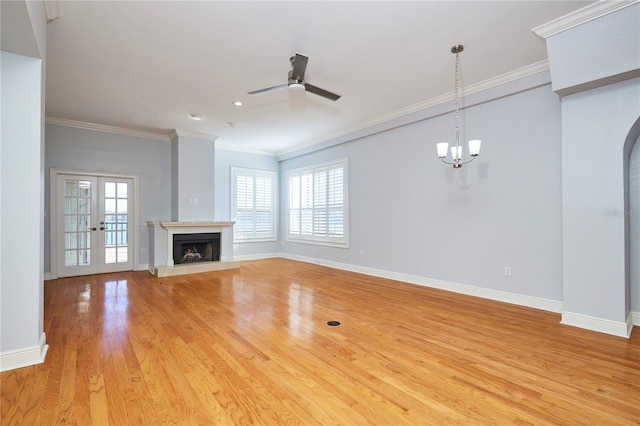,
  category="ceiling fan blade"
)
[248,84,289,95]
[304,83,341,101]
[291,53,308,81]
